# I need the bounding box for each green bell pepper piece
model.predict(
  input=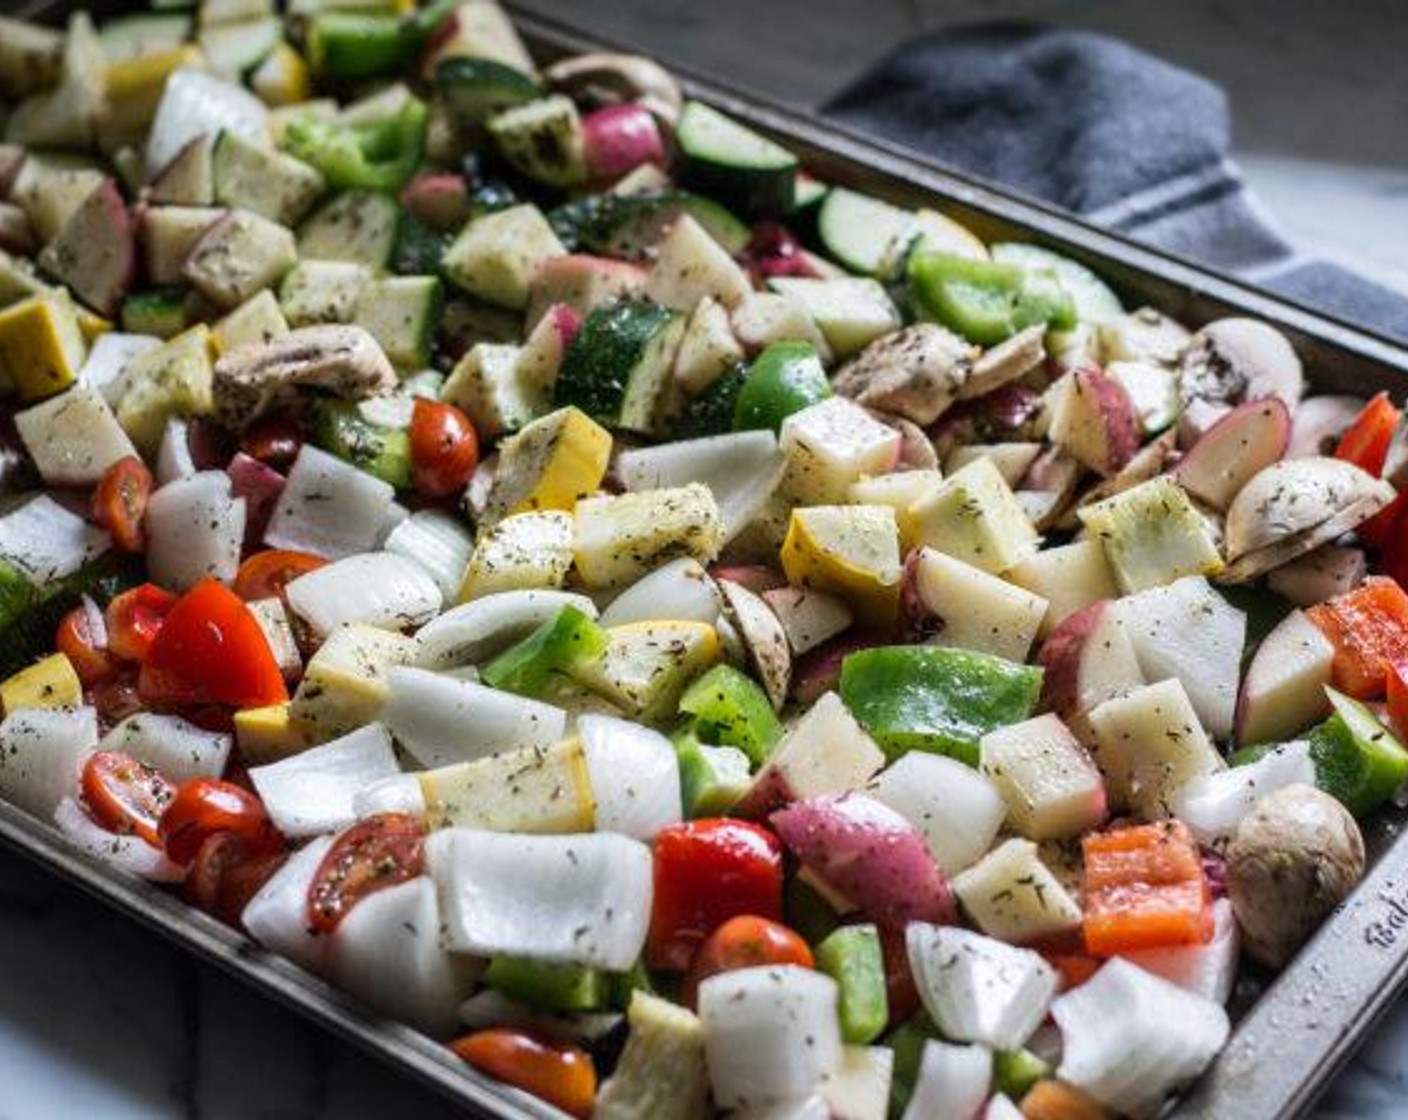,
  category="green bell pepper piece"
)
[306,13,418,81]
[481,606,608,697]
[484,956,606,1012]
[673,729,752,817]
[733,340,831,433]
[886,1013,940,1116]
[1307,688,1408,816]
[677,663,782,766]
[309,399,411,490]
[994,1047,1053,1099]
[814,924,888,1044]
[908,250,1077,346]
[285,98,428,192]
[606,960,656,1011]
[839,645,1043,765]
